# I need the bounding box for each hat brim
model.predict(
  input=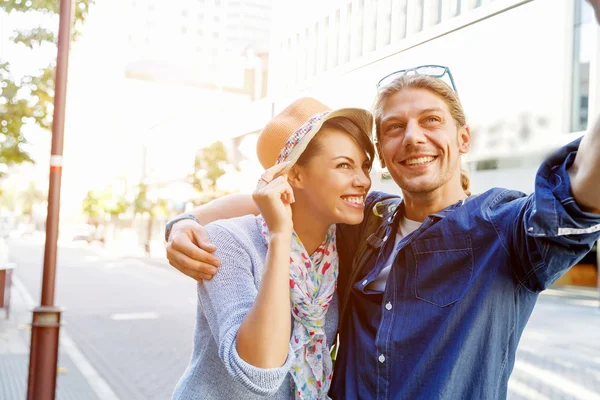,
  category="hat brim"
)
[276,108,374,175]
